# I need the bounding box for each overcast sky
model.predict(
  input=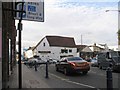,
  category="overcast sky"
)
[15,0,119,49]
